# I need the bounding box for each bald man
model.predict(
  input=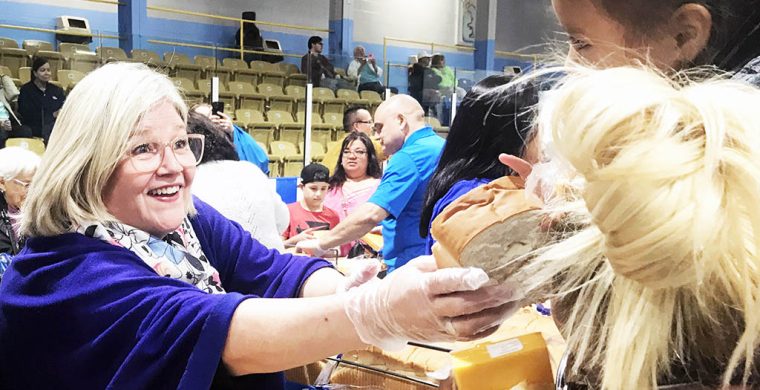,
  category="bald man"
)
[298,95,445,271]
